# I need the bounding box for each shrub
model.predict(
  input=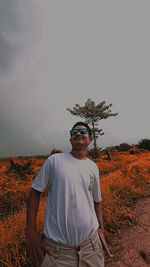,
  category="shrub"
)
[7,158,34,179]
[138,138,150,150]
[128,146,141,154]
[116,143,132,152]
[88,147,101,159]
